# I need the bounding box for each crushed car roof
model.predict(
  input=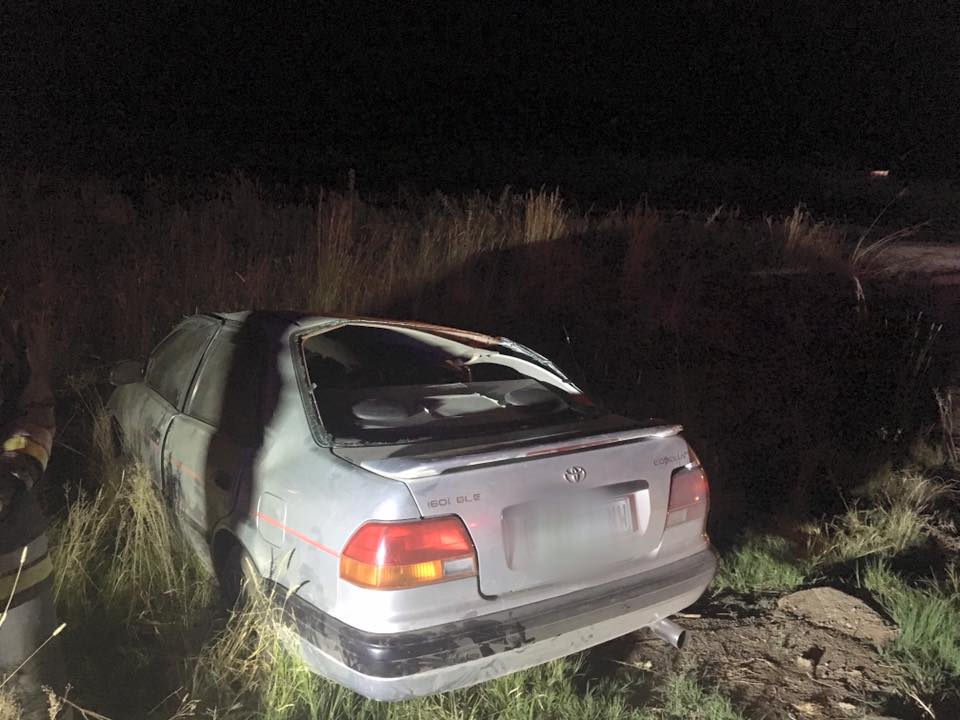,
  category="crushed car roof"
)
[205,310,503,347]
